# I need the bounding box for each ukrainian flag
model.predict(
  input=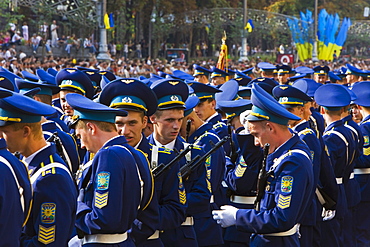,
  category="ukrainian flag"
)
[104,13,111,29]
[245,19,254,33]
